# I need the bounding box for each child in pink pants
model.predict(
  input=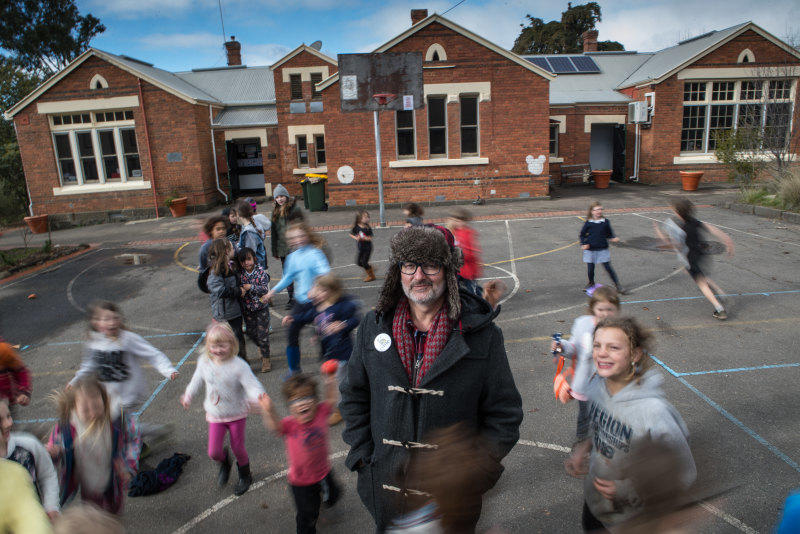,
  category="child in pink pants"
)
[182,322,265,496]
